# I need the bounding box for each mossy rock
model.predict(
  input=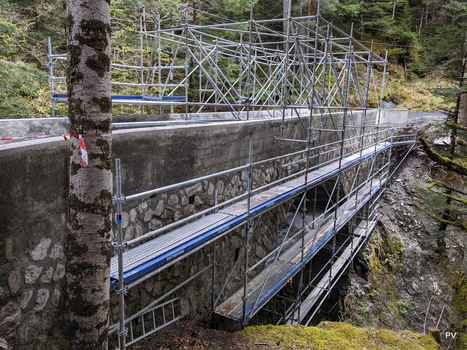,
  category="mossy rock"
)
[239,322,441,349]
